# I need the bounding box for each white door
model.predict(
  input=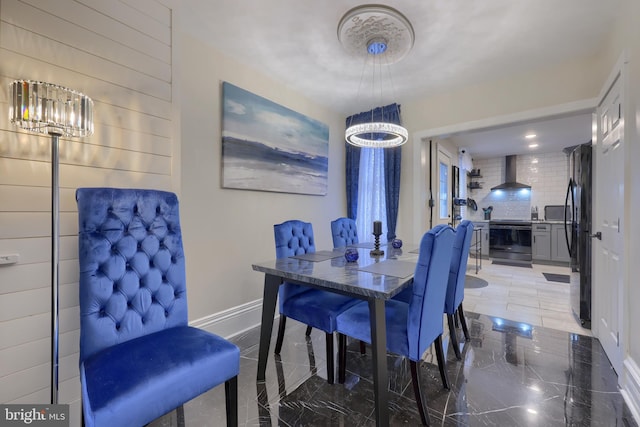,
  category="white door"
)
[594,67,624,376]
[436,147,453,226]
